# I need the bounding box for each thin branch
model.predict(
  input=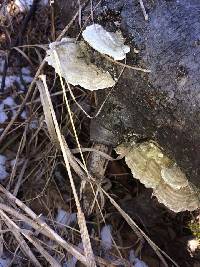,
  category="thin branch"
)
[139,0,148,21]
